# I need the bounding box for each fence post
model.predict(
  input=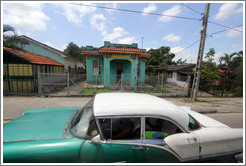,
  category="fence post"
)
[157,73,159,86]
[161,73,164,93]
[67,72,70,96]
[38,71,42,97]
[187,75,191,96]
[96,75,98,90]
[121,73,124,91]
